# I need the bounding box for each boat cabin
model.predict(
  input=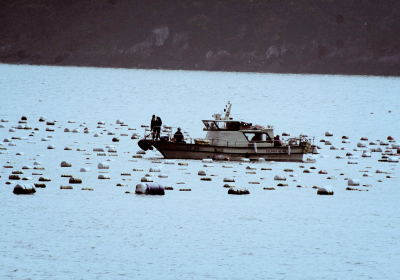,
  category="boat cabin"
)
[202,119,277,147]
